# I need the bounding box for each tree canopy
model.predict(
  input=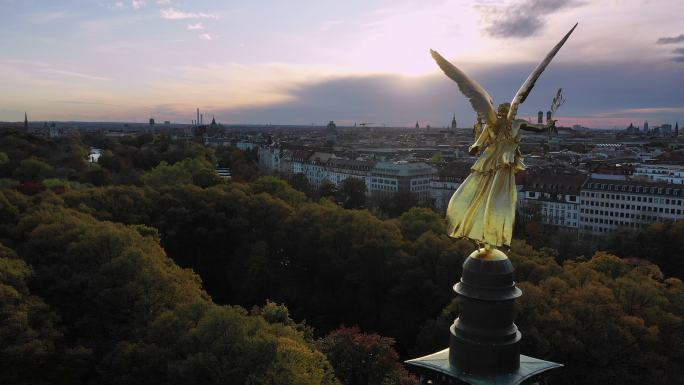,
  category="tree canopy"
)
[2,128,683,384]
